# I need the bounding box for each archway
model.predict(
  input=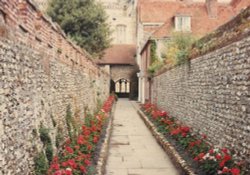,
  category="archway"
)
[115,78,130,98]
